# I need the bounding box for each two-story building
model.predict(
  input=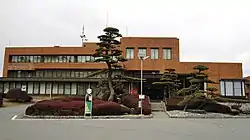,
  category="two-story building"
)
[0,37,246,100]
